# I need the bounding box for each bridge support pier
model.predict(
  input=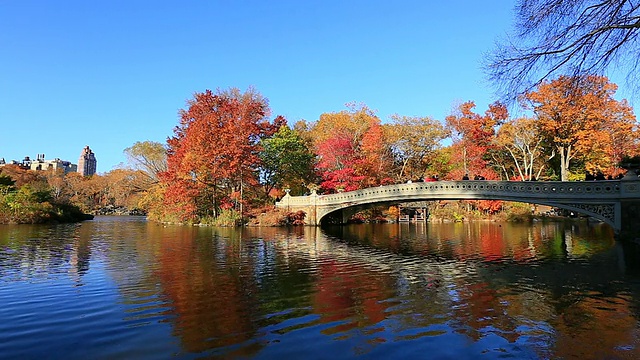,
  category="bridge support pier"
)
[620,200,640,242]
